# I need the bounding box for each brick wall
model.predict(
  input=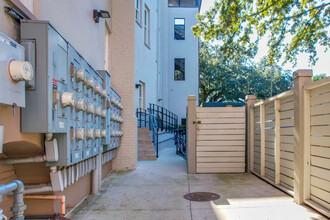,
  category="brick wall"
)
[110,0,137,170]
